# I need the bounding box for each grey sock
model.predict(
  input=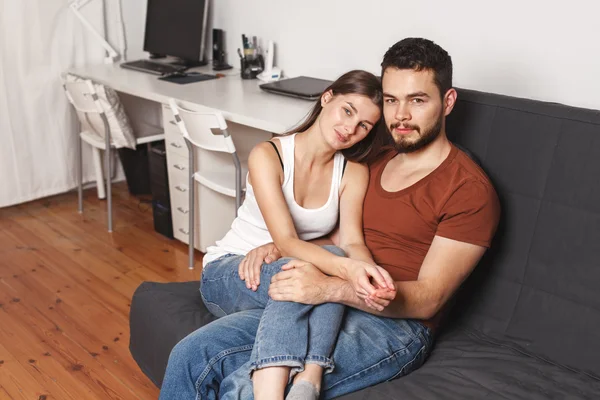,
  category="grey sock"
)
[285,380,320,400]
